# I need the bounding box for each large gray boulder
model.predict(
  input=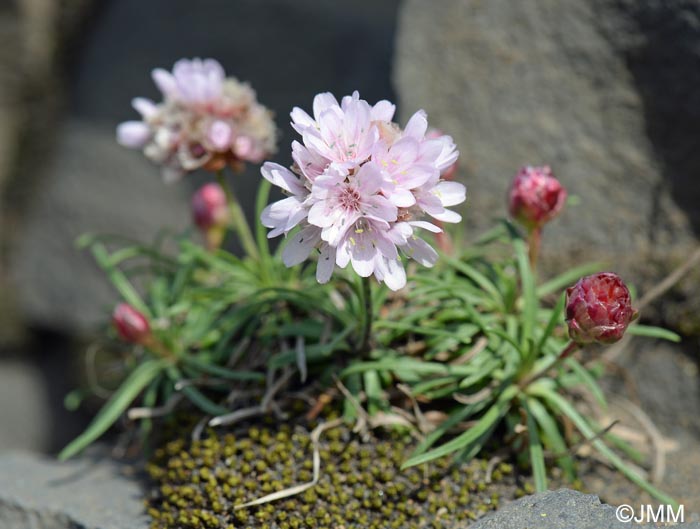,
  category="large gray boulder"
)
[395,0,700,332]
